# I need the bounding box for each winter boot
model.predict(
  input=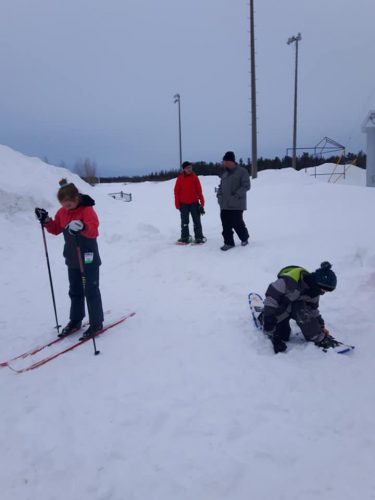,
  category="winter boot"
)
[58,320,82,338]
[272,335,287,354]
[194,237,207,244]
[177,235,192,244]
[220,244,235,251]
[79,323,103,341]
